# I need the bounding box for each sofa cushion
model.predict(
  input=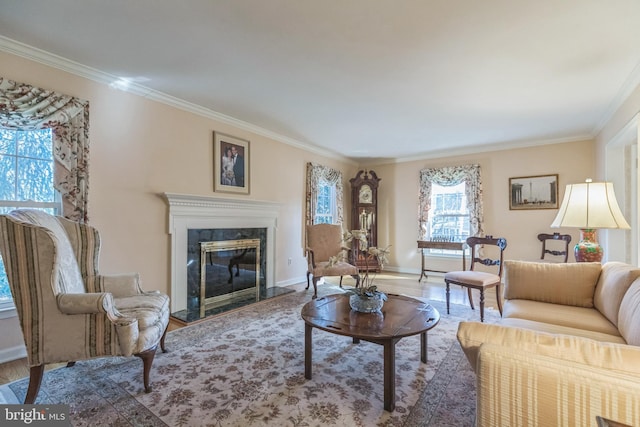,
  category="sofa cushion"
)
[503,260,601,307]
[593,262,640,327]
[619,277,640,345]
[457,321,640,373]
[500,317,625,344]
[502,299,620,336]
[476,343,640,427]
